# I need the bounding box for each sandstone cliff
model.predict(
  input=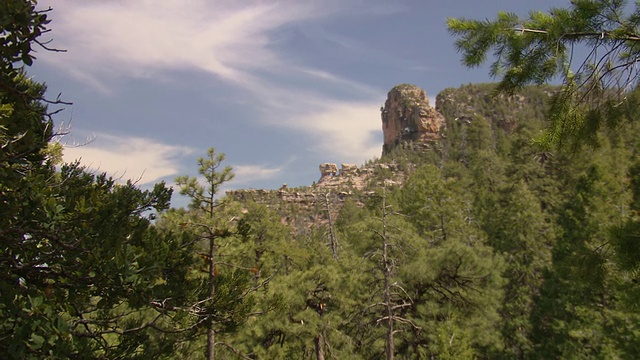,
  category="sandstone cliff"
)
[381,84,445,155]
[227,84,440,234]
[226,160,408,237]
[225,83,553,239]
